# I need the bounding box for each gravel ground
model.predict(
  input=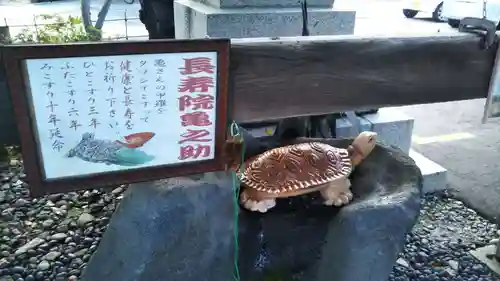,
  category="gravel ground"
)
[1,160,500,281]
[390,194,500,281]
[0,160,125,281]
